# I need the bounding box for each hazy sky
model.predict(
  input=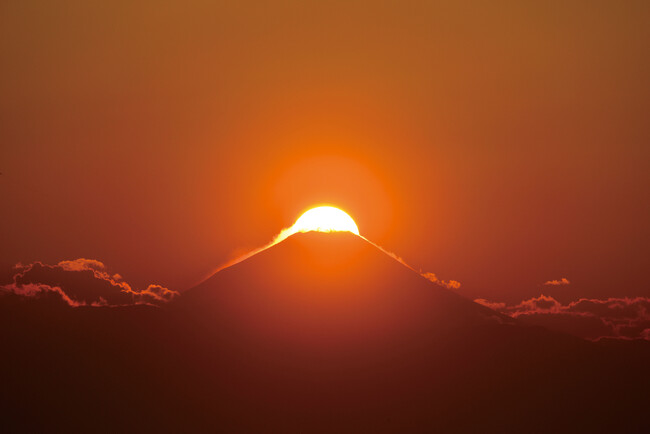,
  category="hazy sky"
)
[2,0,649,303]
